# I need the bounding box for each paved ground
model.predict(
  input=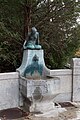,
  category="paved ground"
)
[22,102,80,120]
[1,102,80,120]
